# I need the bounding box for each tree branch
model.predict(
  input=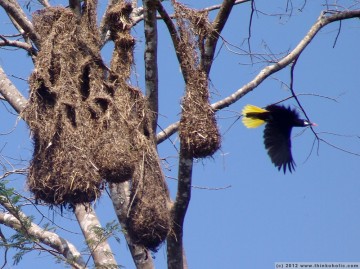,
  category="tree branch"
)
[0,198,86,269]
[4,14,36,61]
[212,9,360,110]
[69,0,82,18]
[201,0,236,74]
[74,204,117,268]
[38,0,51,7]
[202,0,250,12]
[167,148,193,269]
[156,9,360,144]
[0,0,40,49]
[109,182,155,269]
[143,0,159,133]
[0,35,37,55]
[0,65,27,114]
[156,1,185,79]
